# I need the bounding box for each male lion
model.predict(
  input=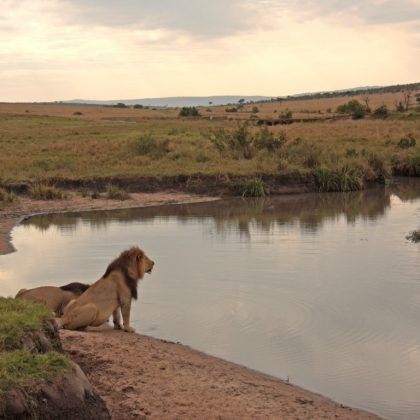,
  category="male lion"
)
[60,246,154,333]
[15,282,90,316]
